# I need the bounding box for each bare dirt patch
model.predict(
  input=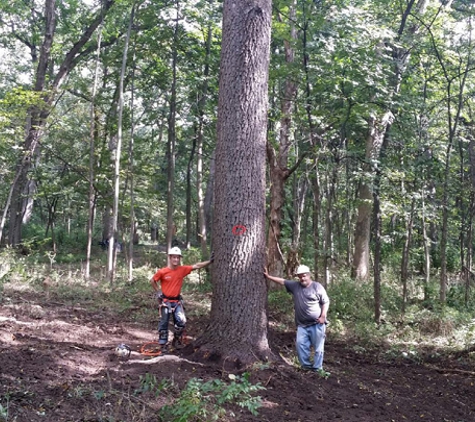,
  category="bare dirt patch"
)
[1,288,474,422]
